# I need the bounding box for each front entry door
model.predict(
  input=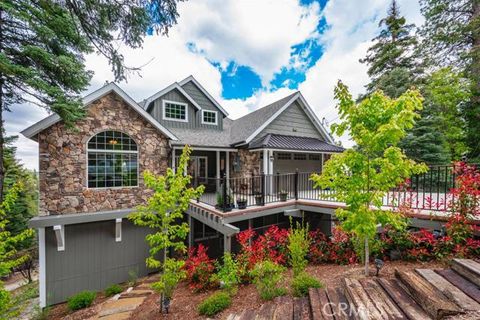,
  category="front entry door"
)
[184,156,208,184]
